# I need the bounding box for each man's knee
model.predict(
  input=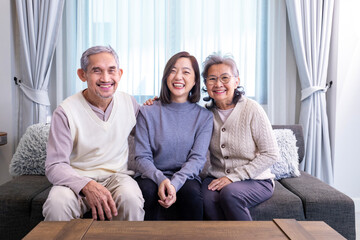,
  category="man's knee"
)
[43,186,81,221]
[114,189,144,209]
[111,187,144,220]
